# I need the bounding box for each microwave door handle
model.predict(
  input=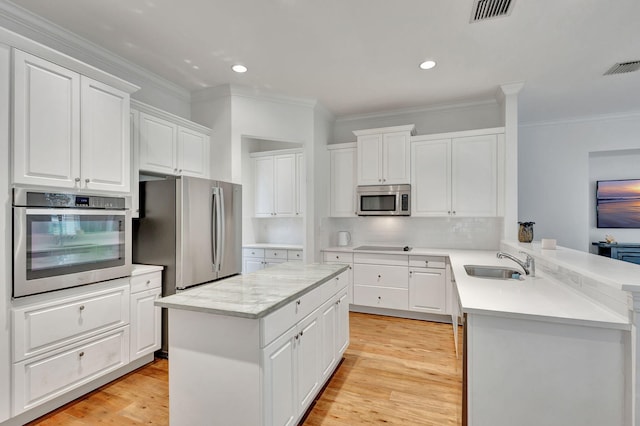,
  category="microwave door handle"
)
[216,186,225,272]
